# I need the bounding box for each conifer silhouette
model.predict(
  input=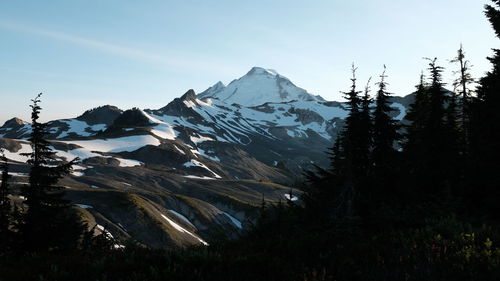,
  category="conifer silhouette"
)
[19,93,84,251]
